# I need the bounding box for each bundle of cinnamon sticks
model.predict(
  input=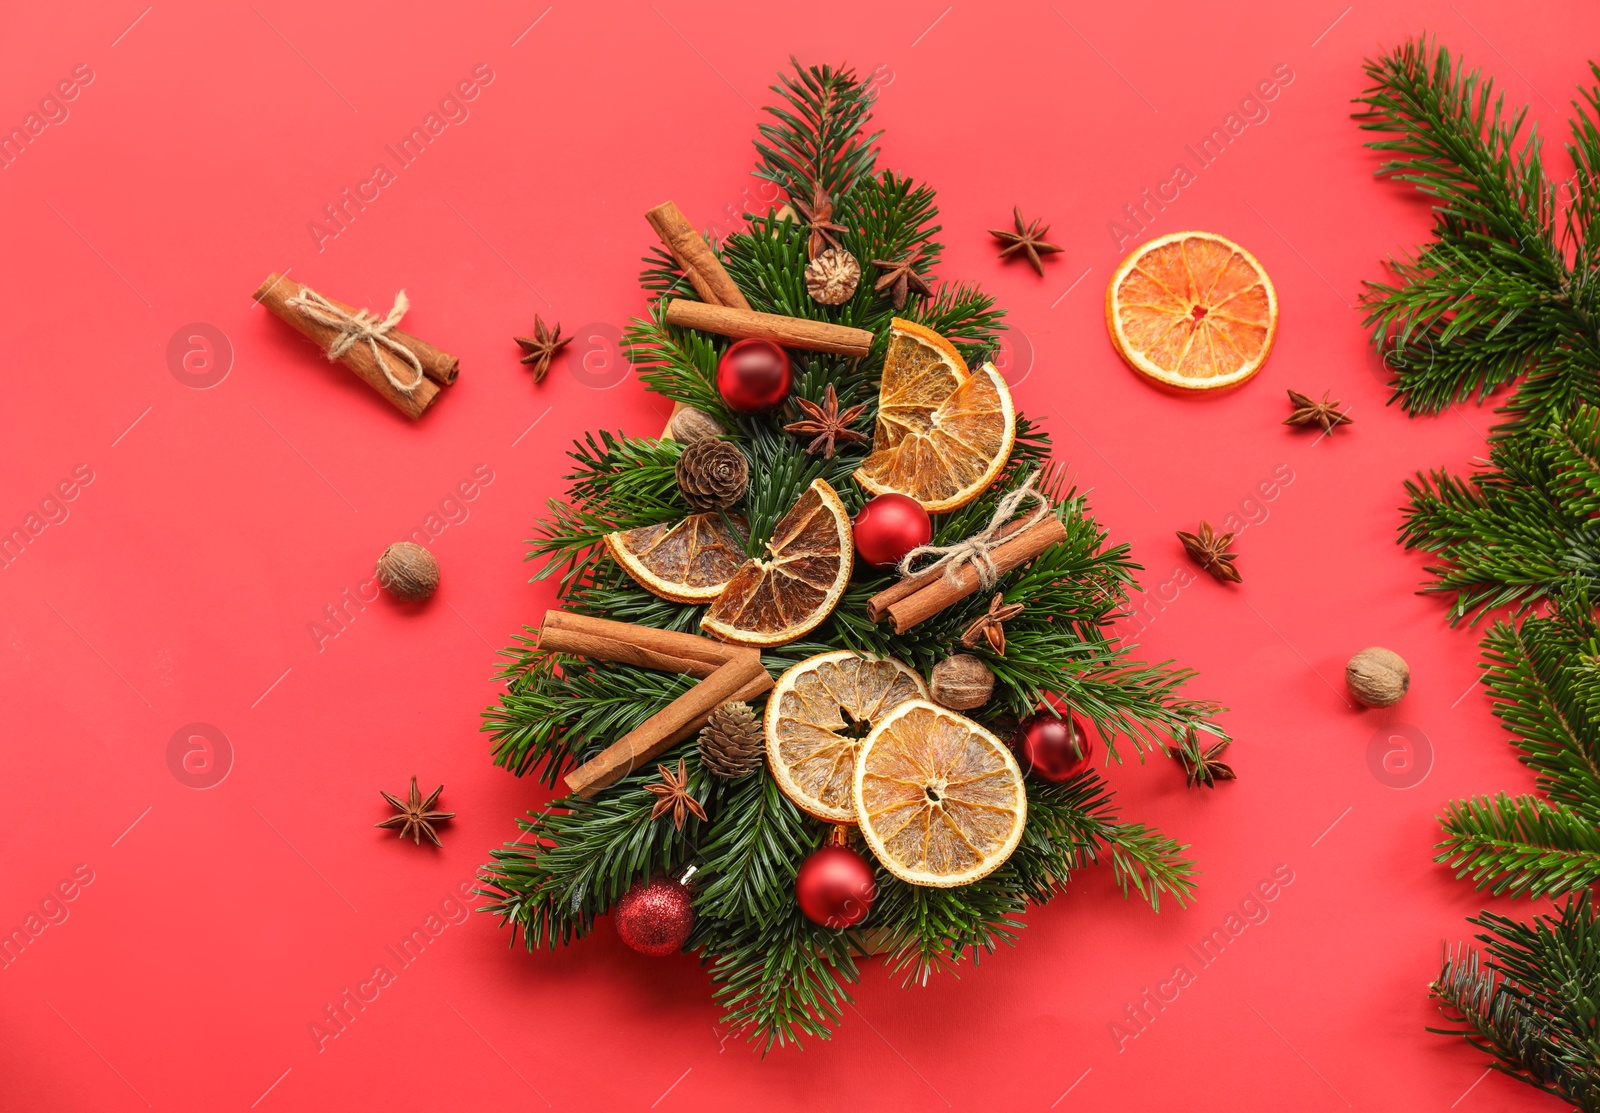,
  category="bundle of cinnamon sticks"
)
[253,273,460,420]
[866,516,1068,633]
